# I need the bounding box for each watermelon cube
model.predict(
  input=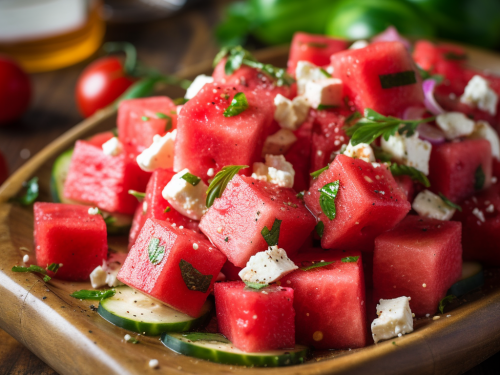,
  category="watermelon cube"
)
[87,131,114,147]
[428,139,492,203]
[287,32,349,74]
[64,140,151,215]
[395,175,415,202]
[220,261,243,281]
[174,83,279,181]
[118,218,226,317]
[34,202,107,281]
[304,155,410,251]
[373,215,462,317]
[199,175,316,267]
[284,117,313,192]
[214,281,295,352]
[118,97,177,155]
[282,250,367,349]
[330,41,424,117]
[128,168,199,249]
